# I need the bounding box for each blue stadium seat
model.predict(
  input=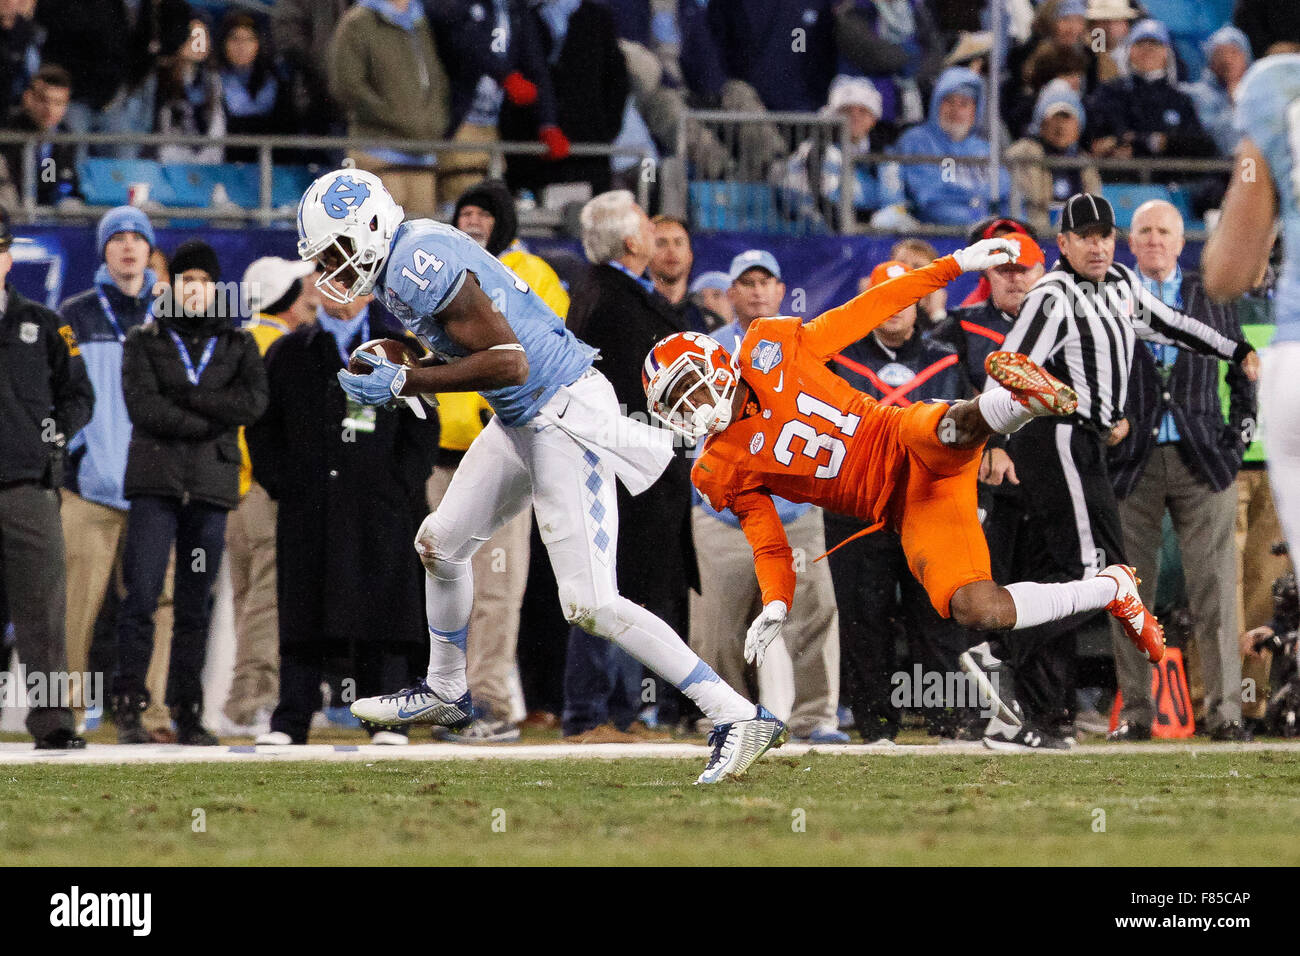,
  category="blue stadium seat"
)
[1103,184,1170,228]
[164,164,261,208]
[77,158,176,207]
[271,165,317,208]
[689,180,829,235]
[1103,183,1205,231]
